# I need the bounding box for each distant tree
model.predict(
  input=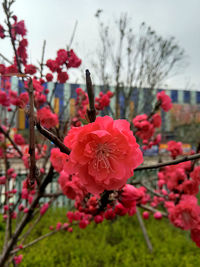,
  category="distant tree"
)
[91,12,186,119]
